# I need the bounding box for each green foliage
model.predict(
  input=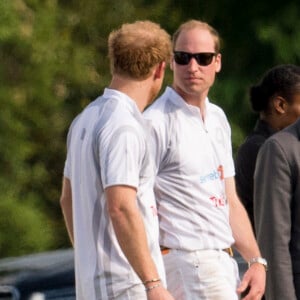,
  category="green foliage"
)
[0,0,299,258]
[0,195,55,257]
[255,4,300,62]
